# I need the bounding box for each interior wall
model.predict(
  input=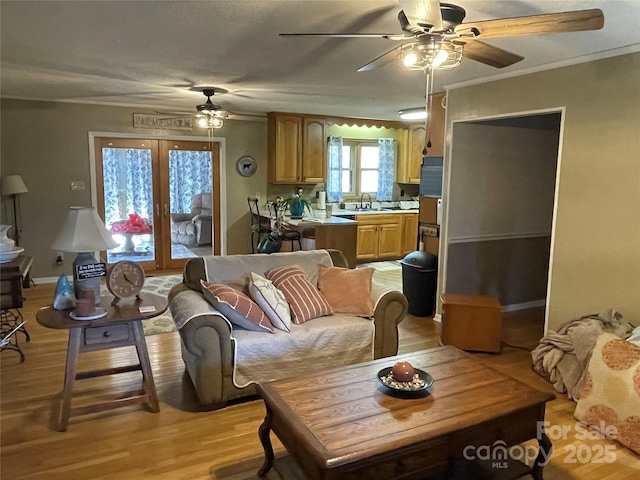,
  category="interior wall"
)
[0,99,267,279]
[441,52,640,330]
[445,122,558,307]
[447,123,558,239]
